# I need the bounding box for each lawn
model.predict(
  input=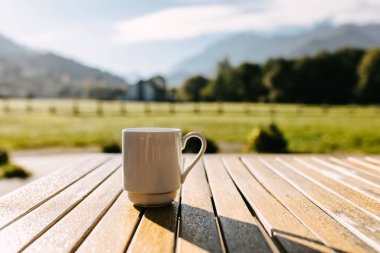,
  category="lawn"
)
[1,99,380,153]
